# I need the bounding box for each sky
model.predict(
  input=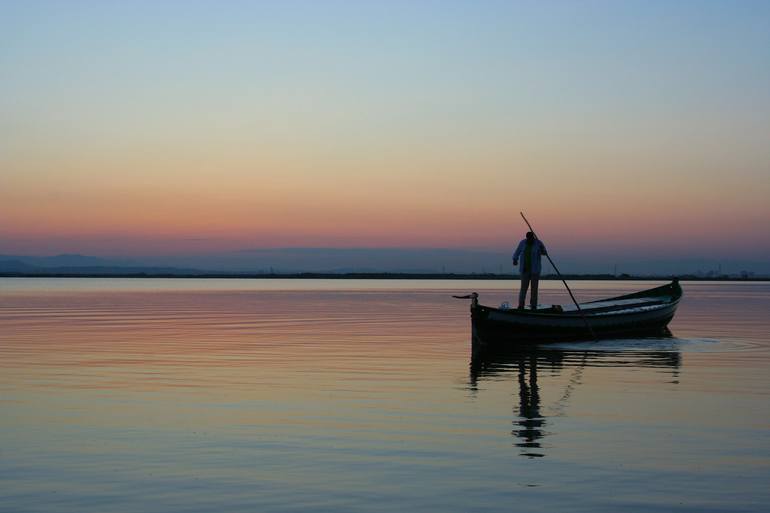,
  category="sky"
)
[2,1,769,272]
